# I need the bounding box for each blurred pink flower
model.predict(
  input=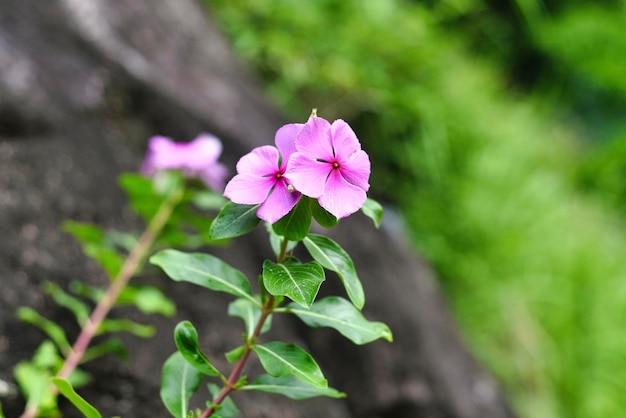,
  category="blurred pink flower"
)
[287,116,370,219]
[141,134,227,192]
[223,123,303,223]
